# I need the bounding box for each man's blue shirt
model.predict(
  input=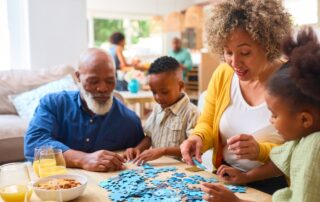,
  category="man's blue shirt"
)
[24,91,144,161]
